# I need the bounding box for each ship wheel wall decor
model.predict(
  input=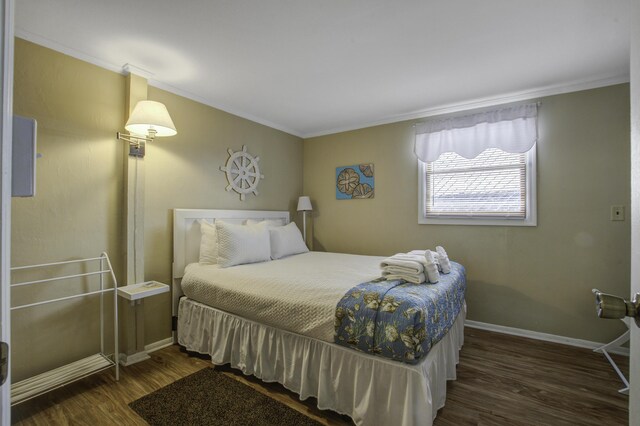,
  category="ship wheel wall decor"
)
[219,145,265,201]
